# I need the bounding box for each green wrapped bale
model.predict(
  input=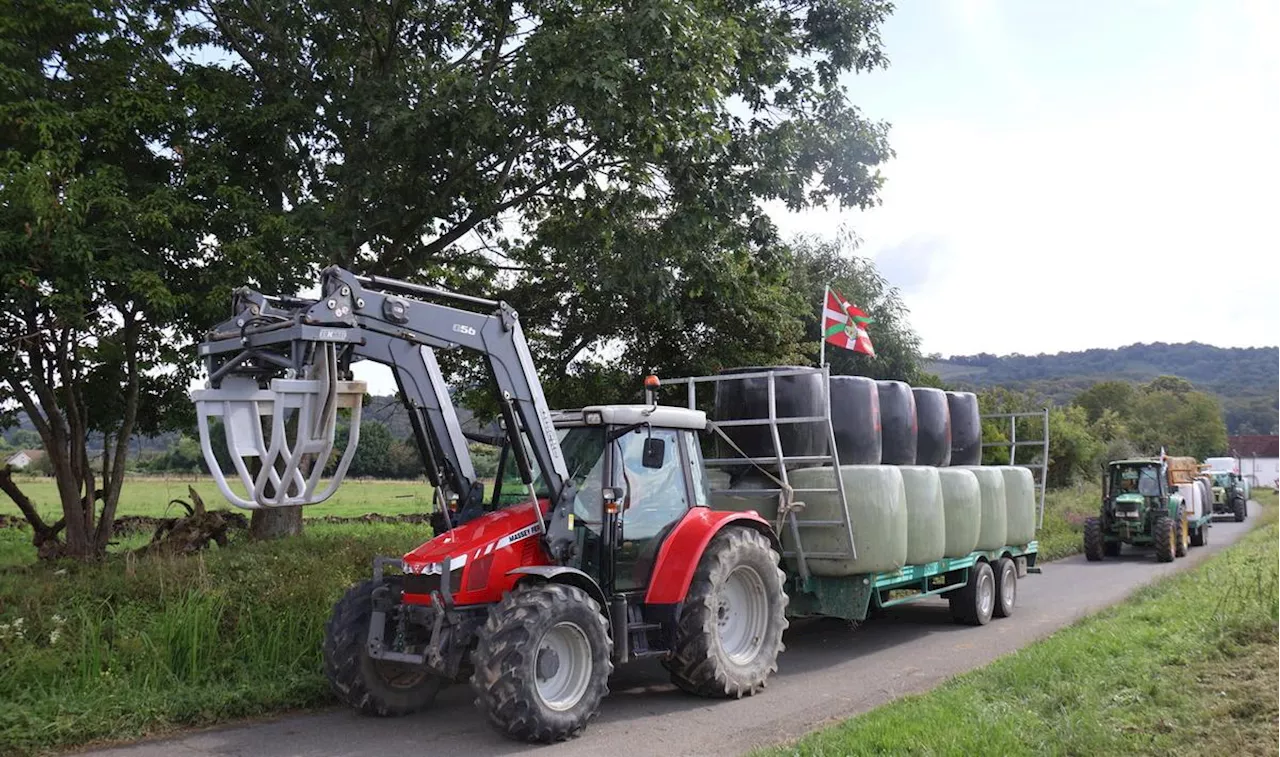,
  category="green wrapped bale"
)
[787,466,907,576]
[956,466,1007,550]
[938,468,981,557]
[997,465,1036,545]
[899,466,946,564]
